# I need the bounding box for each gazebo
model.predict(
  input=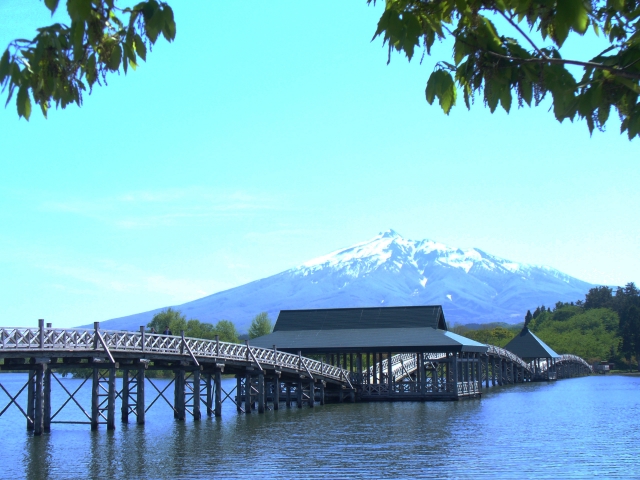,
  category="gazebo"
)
[504,327,560,380]
[250,306,487,400]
